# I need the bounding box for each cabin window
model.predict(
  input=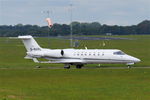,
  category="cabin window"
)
[98,52,100,56]
[102,53,104,56]
[93,52,95,56]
